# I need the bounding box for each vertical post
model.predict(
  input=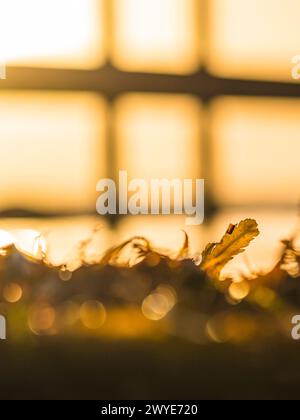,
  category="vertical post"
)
[199,0,217,219]
[102,0,120,226]
[201,99,217,219]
